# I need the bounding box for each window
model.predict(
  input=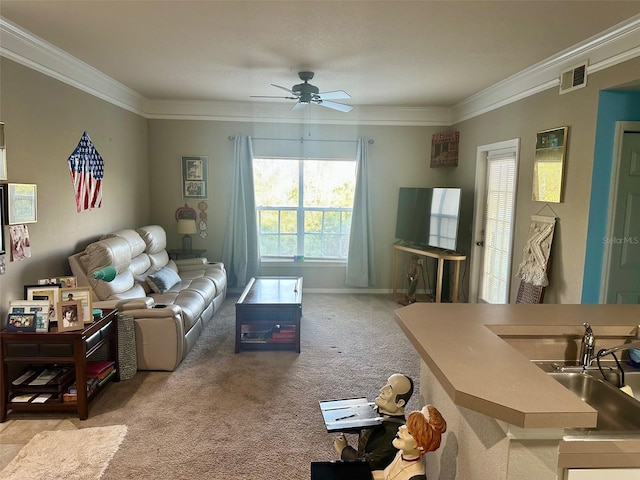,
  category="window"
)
[253,157,356,260]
